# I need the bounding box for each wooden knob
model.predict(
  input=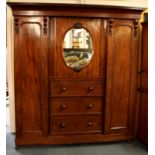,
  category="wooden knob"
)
[87,104,93,109]
[88,86,94,91]
[60,123,66,128]
[88,122,92,127]
[61,87,66,92]
[61,104,67,109]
